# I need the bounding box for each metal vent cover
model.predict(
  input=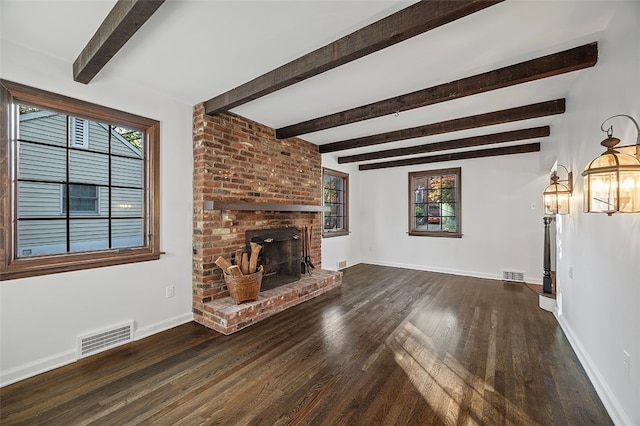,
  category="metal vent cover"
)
[77,321,134,359]
[502,270,525,282]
